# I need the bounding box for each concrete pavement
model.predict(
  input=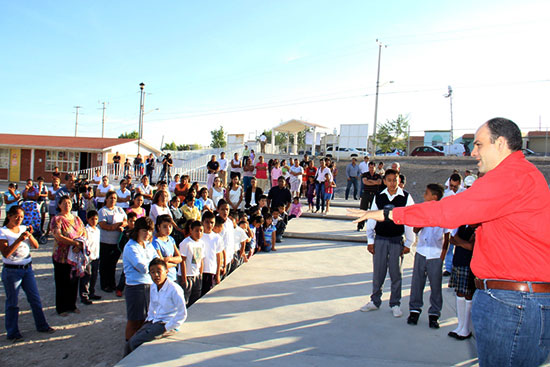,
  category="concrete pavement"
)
[117,206,478,367]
